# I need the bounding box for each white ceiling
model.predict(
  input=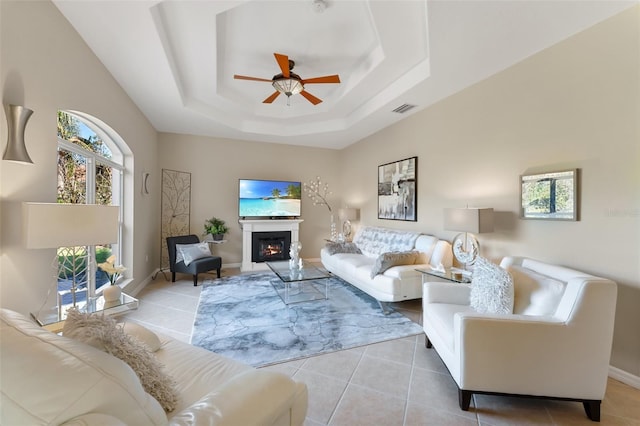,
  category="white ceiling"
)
[52,0,636,149]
